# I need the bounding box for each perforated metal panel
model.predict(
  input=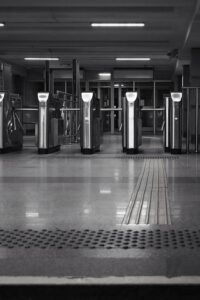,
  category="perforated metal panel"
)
[0,229,199,250]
